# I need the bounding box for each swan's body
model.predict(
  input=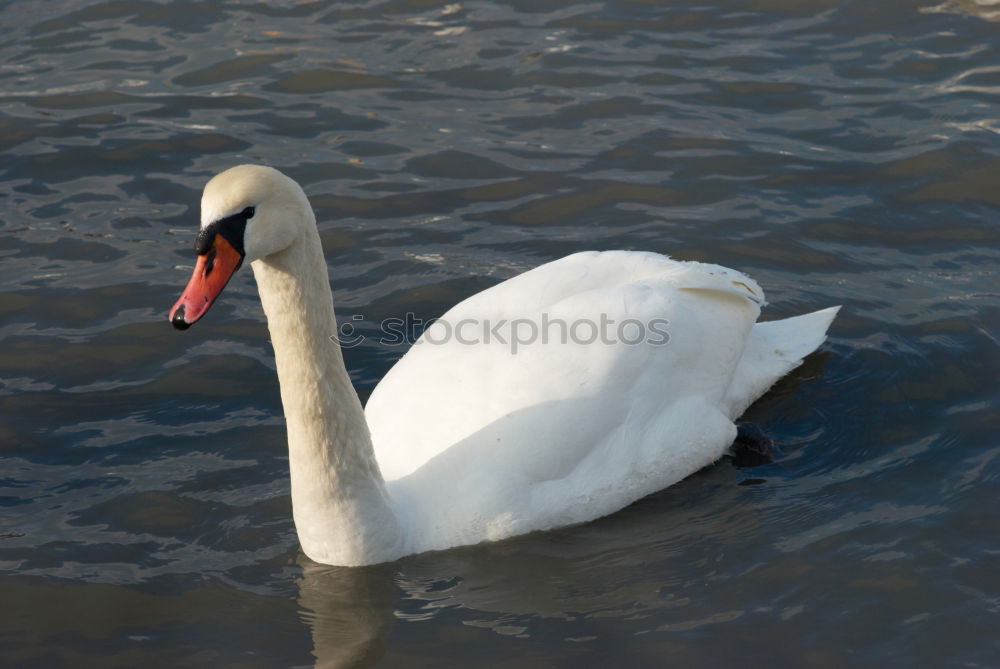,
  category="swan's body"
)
[170,165,839,566]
